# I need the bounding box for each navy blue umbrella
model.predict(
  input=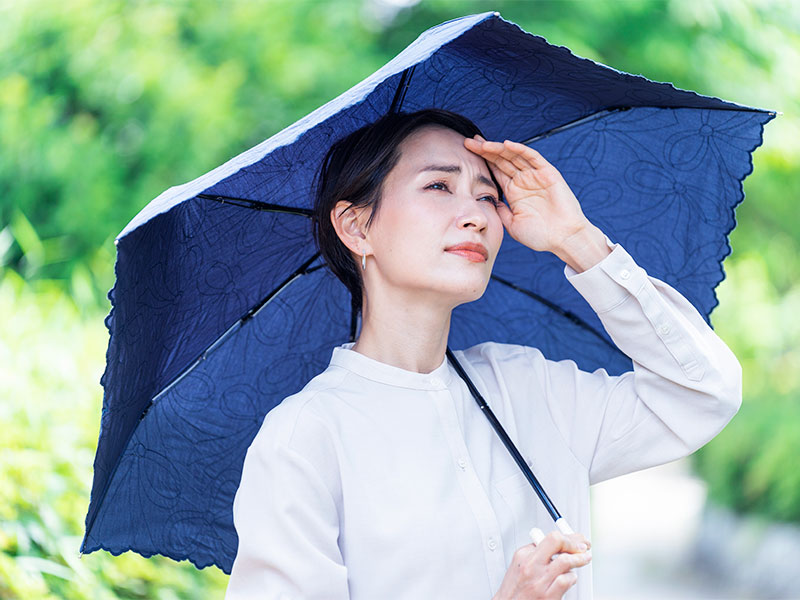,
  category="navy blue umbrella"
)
[81,11,774,572]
